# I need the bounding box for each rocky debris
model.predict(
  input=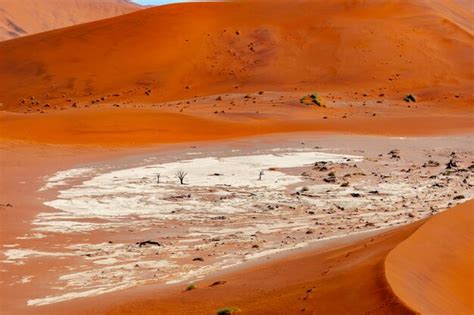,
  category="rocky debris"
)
[423,160,440,168]
[388,149,400,159]
[211,216,226,220]
[323,172,336,183]
[26,143,472,299]
[136,240,161,247]
[314,161,330,171]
